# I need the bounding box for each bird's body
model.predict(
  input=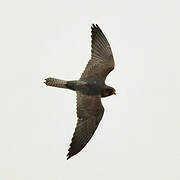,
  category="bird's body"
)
[45,24,115,159]
[45,78,115,97]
